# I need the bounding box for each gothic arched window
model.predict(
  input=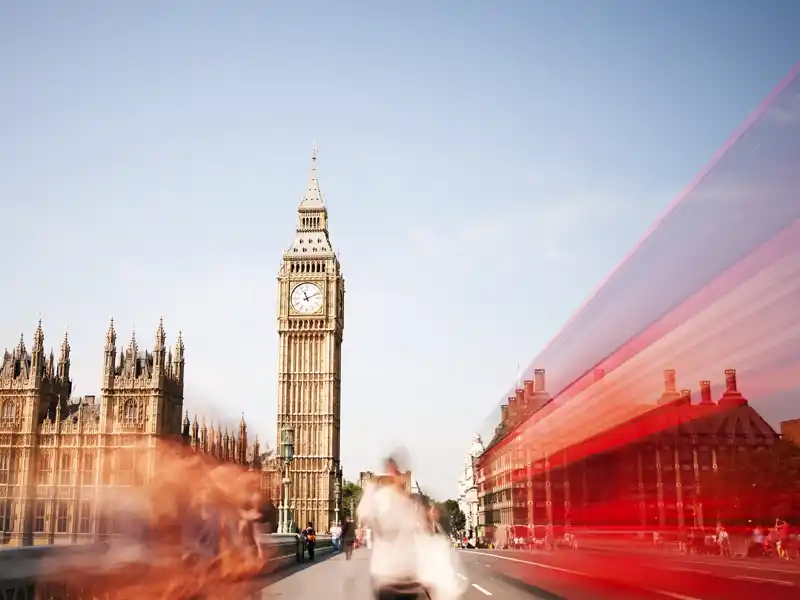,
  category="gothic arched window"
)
[1,400,14,420]
[123,399,137,422]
